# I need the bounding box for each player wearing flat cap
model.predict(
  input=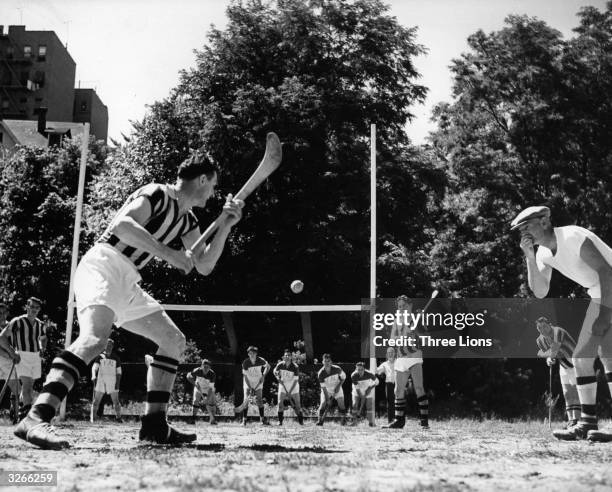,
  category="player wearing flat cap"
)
[513,206,612,442]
